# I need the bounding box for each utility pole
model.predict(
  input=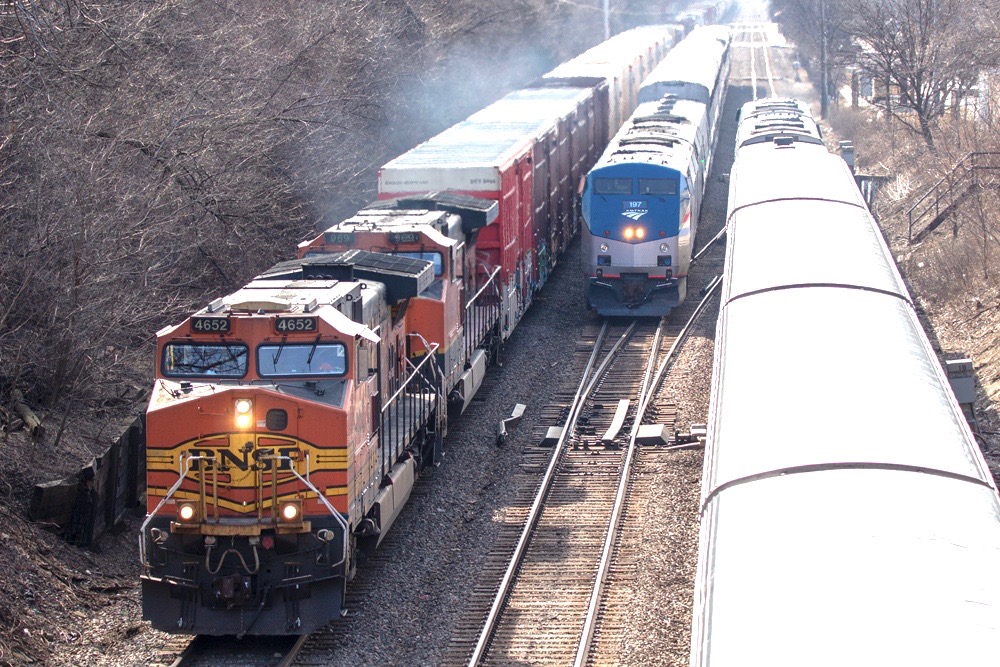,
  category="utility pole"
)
[603,0,610,40]
[820,0,829,118]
